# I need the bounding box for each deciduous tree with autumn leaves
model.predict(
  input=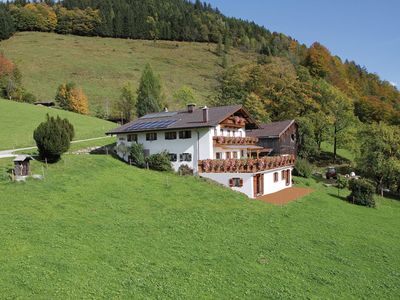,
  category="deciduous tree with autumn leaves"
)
[55,82,89,115]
